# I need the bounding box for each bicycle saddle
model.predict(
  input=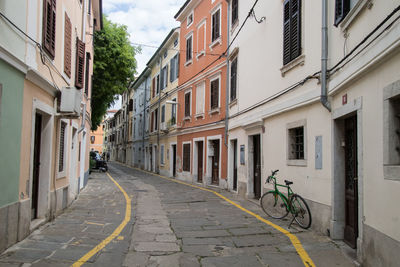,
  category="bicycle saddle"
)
[284,180,293,185]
